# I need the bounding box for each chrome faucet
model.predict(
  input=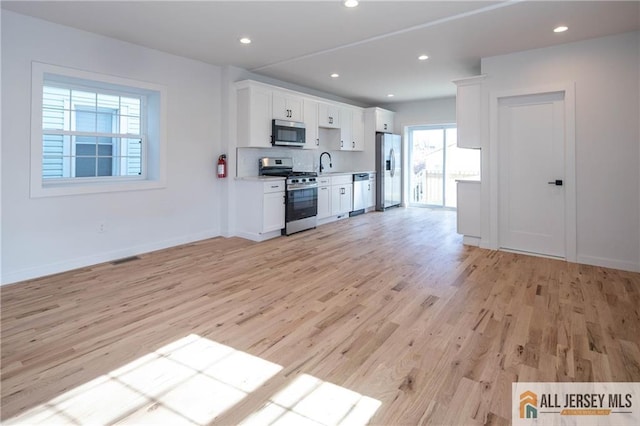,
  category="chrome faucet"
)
[320,152,332,173]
